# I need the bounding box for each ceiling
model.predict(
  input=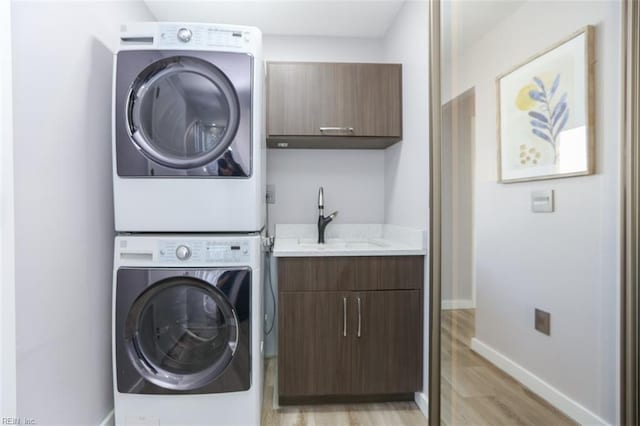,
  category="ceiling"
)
[143,0,409,38]
[144,0,526,48]
[442,0,526,54]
